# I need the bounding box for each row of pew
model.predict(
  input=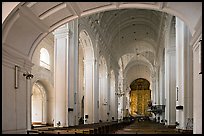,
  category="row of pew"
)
[27,119,133,134]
